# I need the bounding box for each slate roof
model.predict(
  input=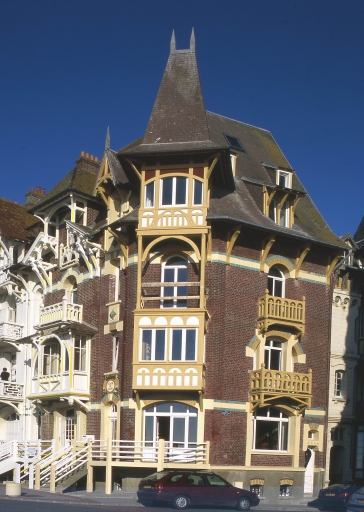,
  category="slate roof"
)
[0,198,37,241]
[354,217,364,246]
[105,149,129,186]
[28,163,101,213]
[120,35,346,250]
